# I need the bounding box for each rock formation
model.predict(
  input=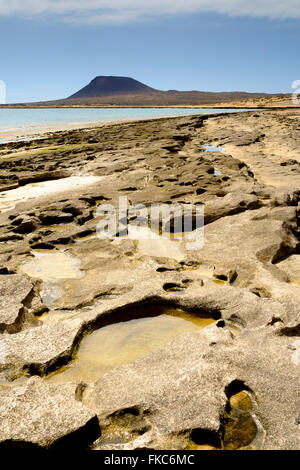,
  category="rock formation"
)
[0,109,299,449]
